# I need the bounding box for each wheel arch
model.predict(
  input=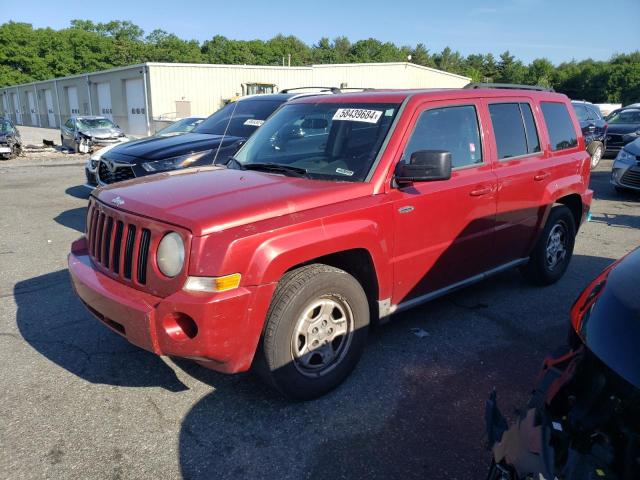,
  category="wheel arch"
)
[555,193,582,231]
